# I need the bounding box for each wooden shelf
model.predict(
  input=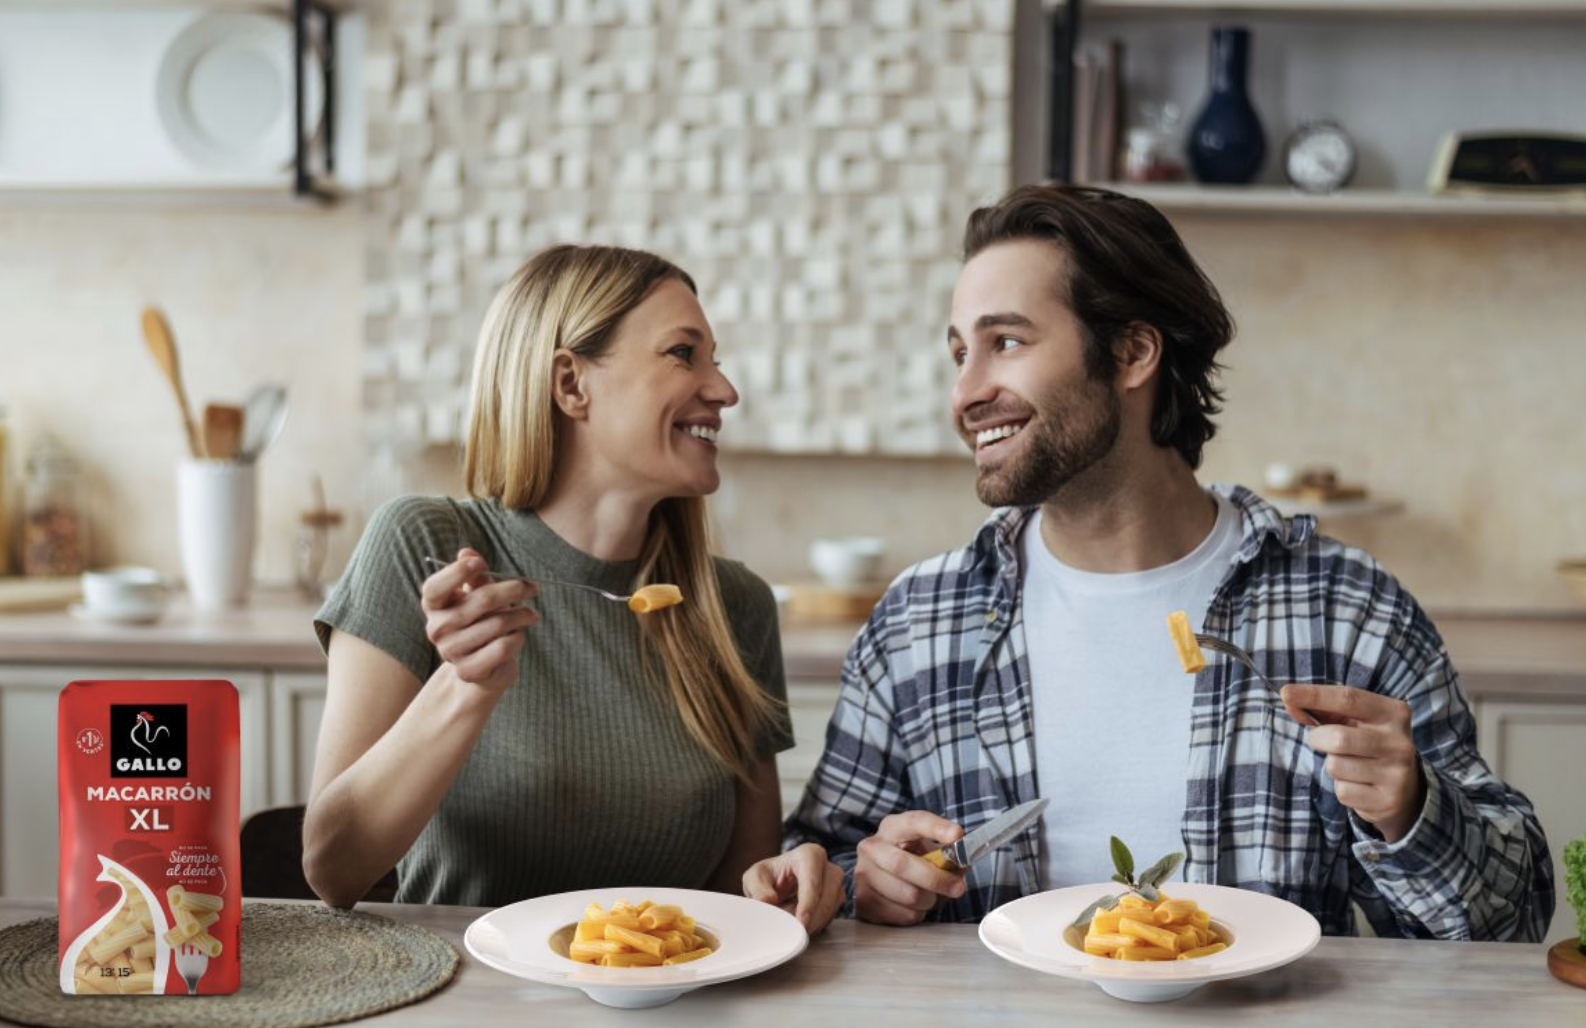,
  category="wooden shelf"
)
[1266,497,1405,520]
[1099,184,1586,219]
